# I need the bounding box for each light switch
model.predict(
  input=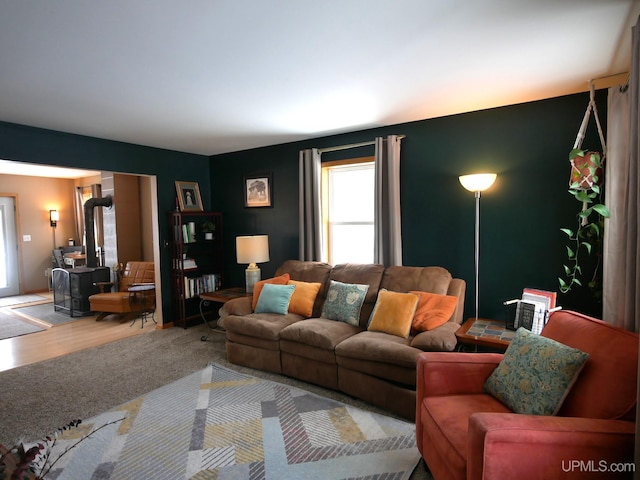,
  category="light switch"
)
[23,234,31,242]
